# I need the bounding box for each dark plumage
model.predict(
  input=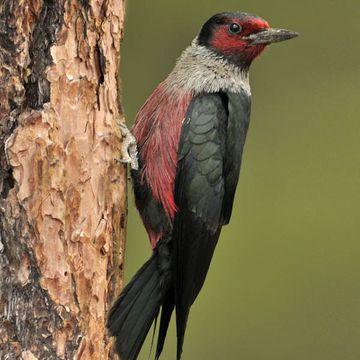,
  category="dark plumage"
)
[107,11,298,360]
[173,91,251,359]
